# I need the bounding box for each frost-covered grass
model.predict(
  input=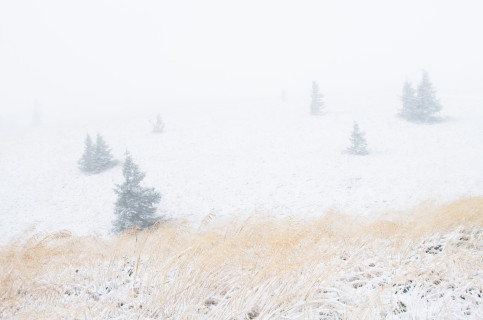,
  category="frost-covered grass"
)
[1,197,482,319]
